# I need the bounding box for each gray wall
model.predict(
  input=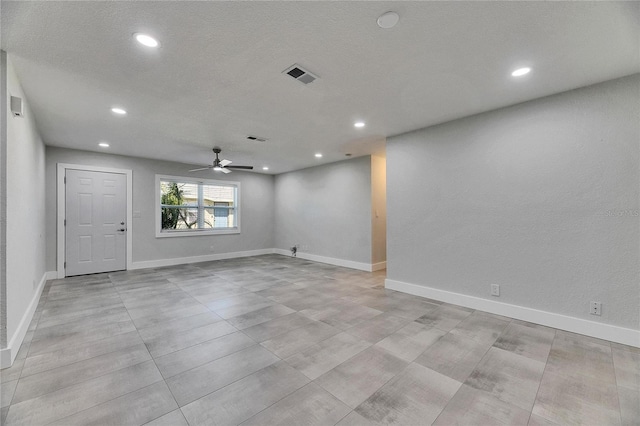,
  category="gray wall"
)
[274,156,372,264]
[387,74,639,329]
[45,147,275,270]
[5,55,47,343]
